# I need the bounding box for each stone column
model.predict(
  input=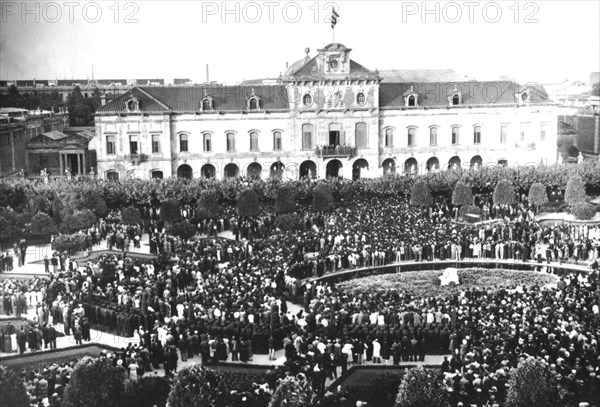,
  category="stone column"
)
[594,114,599,155]
[77,153,81,175]
[59,153,64,175]
[82,153,87,175]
